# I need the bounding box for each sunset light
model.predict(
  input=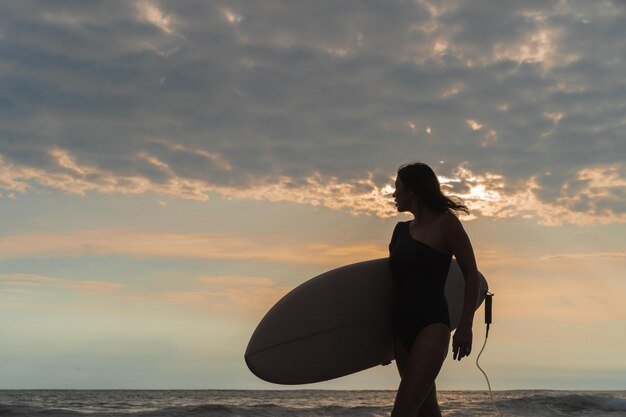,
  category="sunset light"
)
[0,2,624,412]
